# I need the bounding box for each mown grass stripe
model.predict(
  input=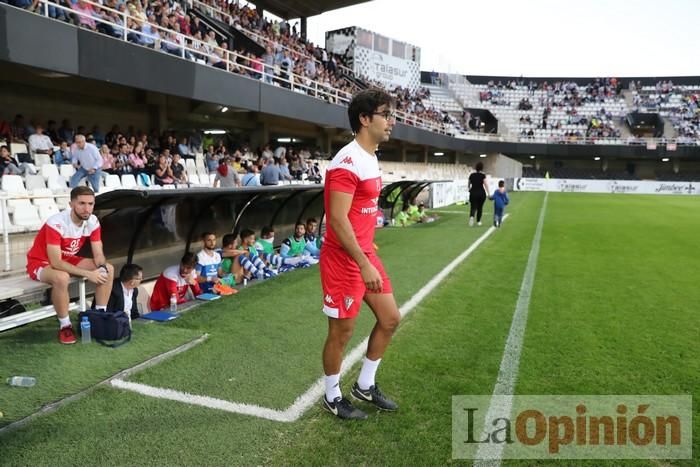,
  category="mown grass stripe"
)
[473,194,548,466]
